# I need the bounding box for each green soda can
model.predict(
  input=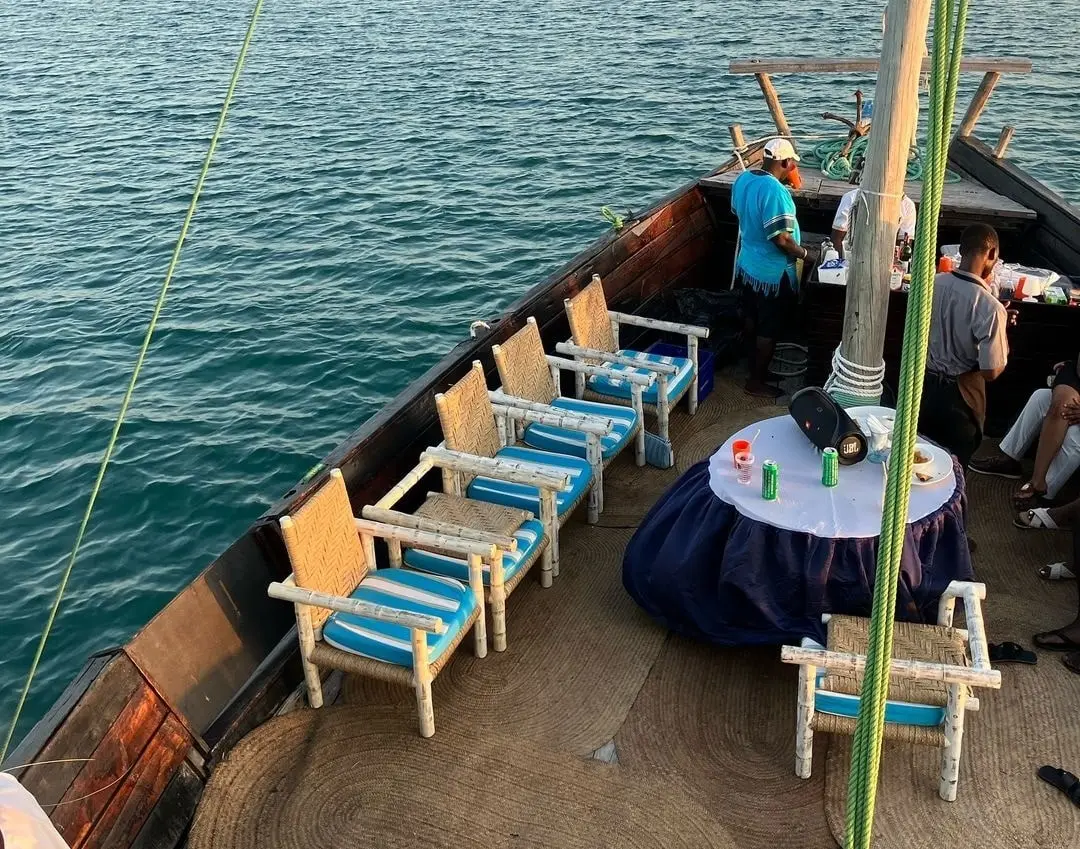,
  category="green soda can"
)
[822,447,839,487]
[761,459,779,501]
